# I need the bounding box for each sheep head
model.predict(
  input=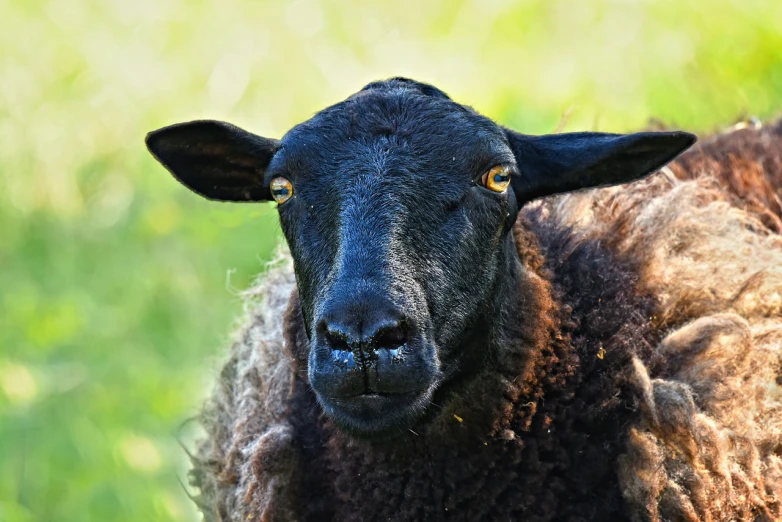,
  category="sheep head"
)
[146,78,695,438]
